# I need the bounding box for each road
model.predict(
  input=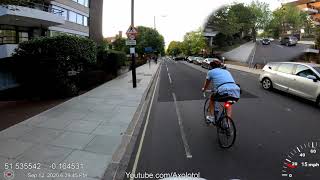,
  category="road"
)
[126,59,320,180]
[252,41,311,64]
